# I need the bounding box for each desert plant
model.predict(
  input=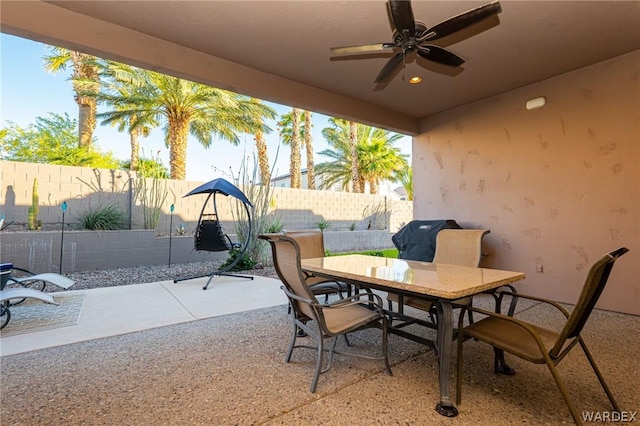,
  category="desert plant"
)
[348,222,356,231]
[362,200,391,230]
[230,151,280,266]
[219,247,257,272]
[28,178,40,230]
[134,152,169,230]
[316,218,332,232]
[77,203,126,230]
[265,216,284,233]
[76,168,131,228]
